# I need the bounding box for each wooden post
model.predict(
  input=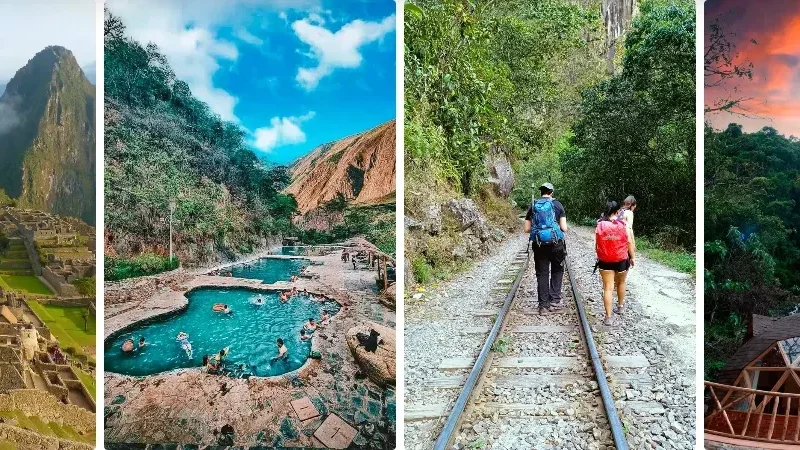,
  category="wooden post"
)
[384,258,388,290]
